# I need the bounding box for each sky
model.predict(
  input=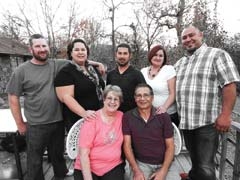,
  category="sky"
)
[0,0,239,36]
[217,0,240,35]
